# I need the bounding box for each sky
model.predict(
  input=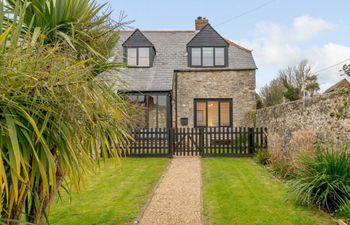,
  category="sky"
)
[97,0,350,91]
